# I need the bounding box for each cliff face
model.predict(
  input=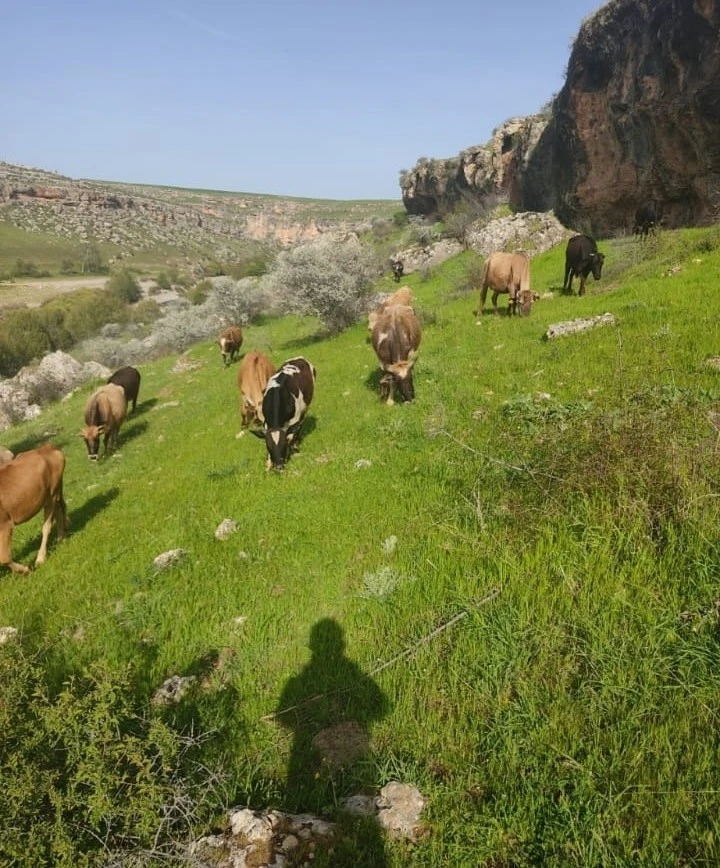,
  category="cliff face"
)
[402,0,720,234]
